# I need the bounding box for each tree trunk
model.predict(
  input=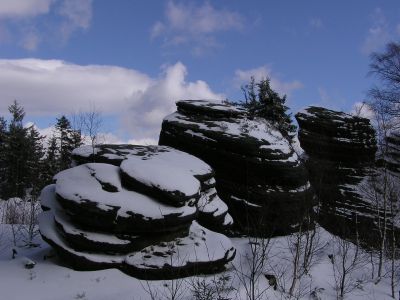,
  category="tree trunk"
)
[289,227,302,297]
[378,169,388,278]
